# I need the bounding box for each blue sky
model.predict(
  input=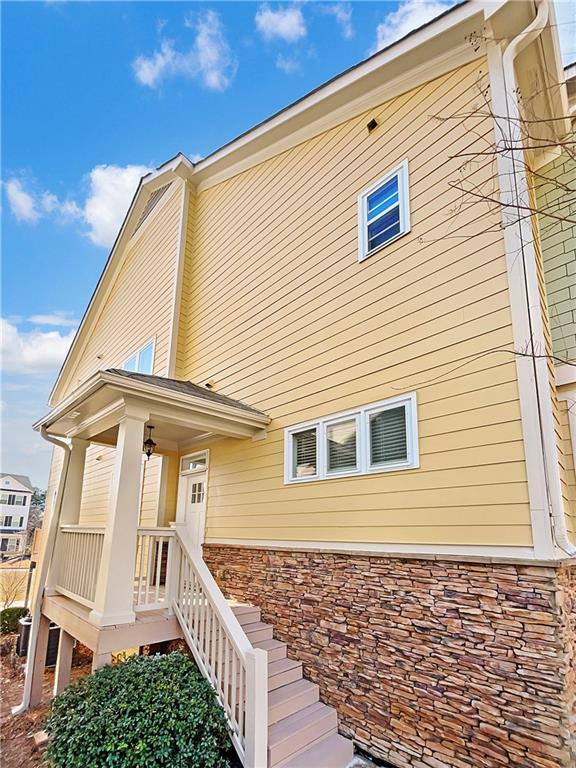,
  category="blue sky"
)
[2,1,575,489]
